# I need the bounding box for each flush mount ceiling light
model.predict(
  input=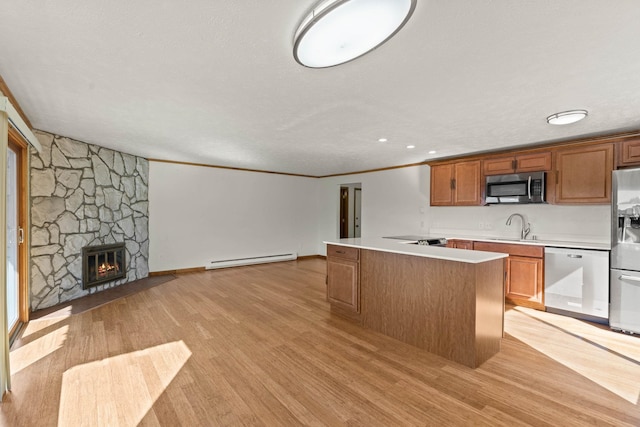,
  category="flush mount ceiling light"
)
[546,110,588,125]
[293,0,416,68]
[378,138,388,142]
